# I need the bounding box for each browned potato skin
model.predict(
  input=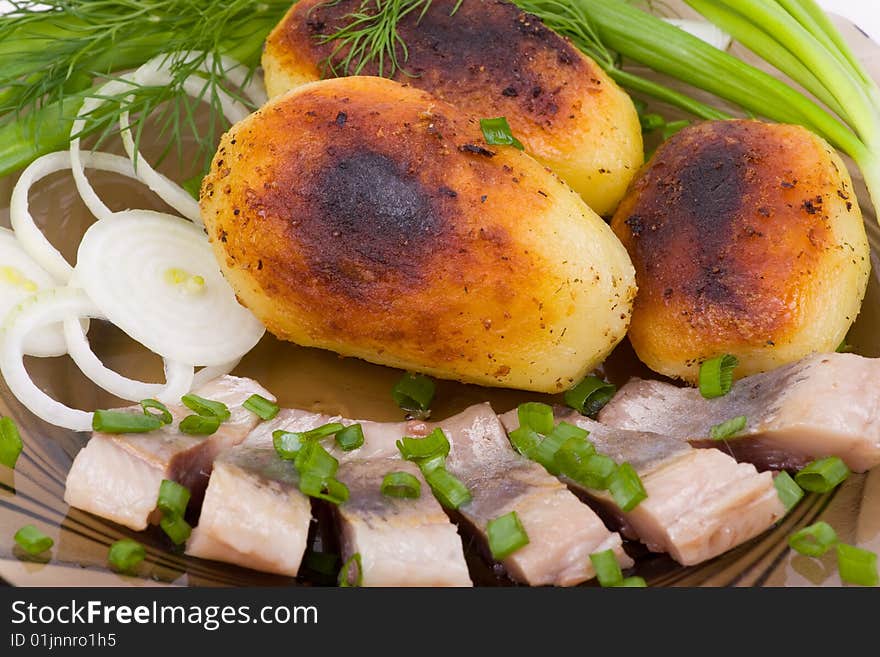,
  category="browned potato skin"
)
[262,0,643,216]
[201,76,636,392]
[611,120,870,383]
